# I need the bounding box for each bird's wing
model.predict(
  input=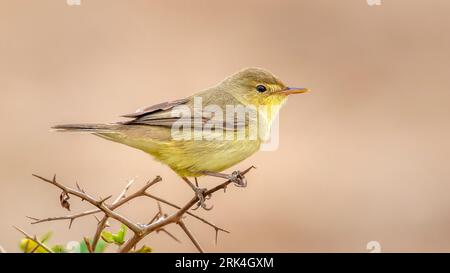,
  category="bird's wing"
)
[121,98,190,118]
[120,91,250,131]
[120,96,200,127]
